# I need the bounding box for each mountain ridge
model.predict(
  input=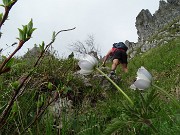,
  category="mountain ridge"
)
[126,0,180,58]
